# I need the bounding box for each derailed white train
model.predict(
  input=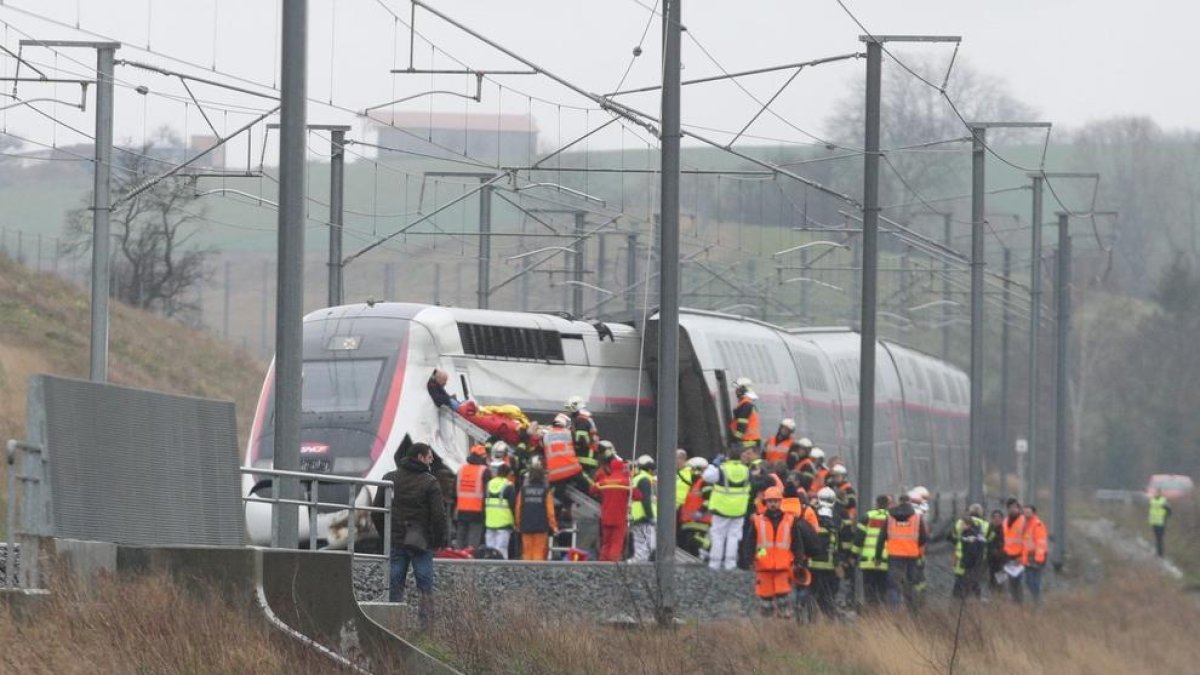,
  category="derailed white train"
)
[243,302,968,545]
